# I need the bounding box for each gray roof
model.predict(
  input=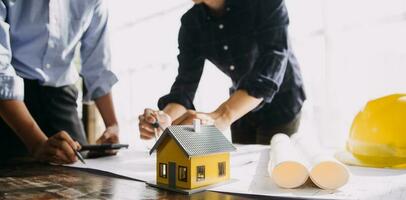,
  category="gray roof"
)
[149,125,236,157]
